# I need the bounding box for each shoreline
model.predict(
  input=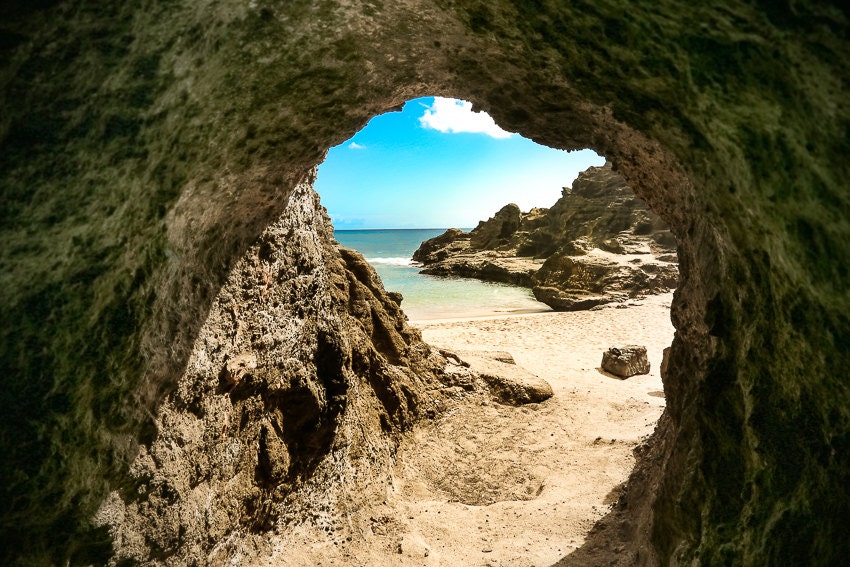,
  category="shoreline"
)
[403,292,675,565]
[406,305,553,323]
[406,294,665,324]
